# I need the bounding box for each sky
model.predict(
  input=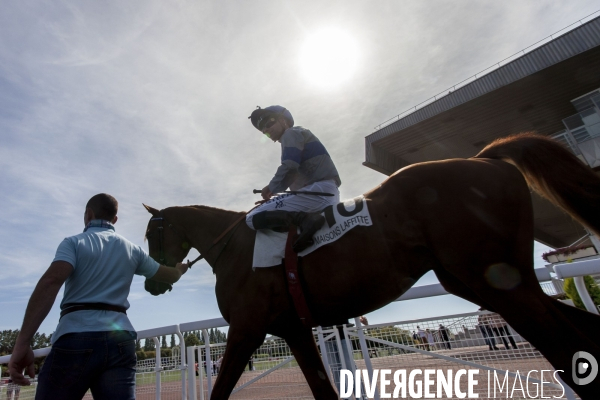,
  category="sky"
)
[1,1,597,338]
